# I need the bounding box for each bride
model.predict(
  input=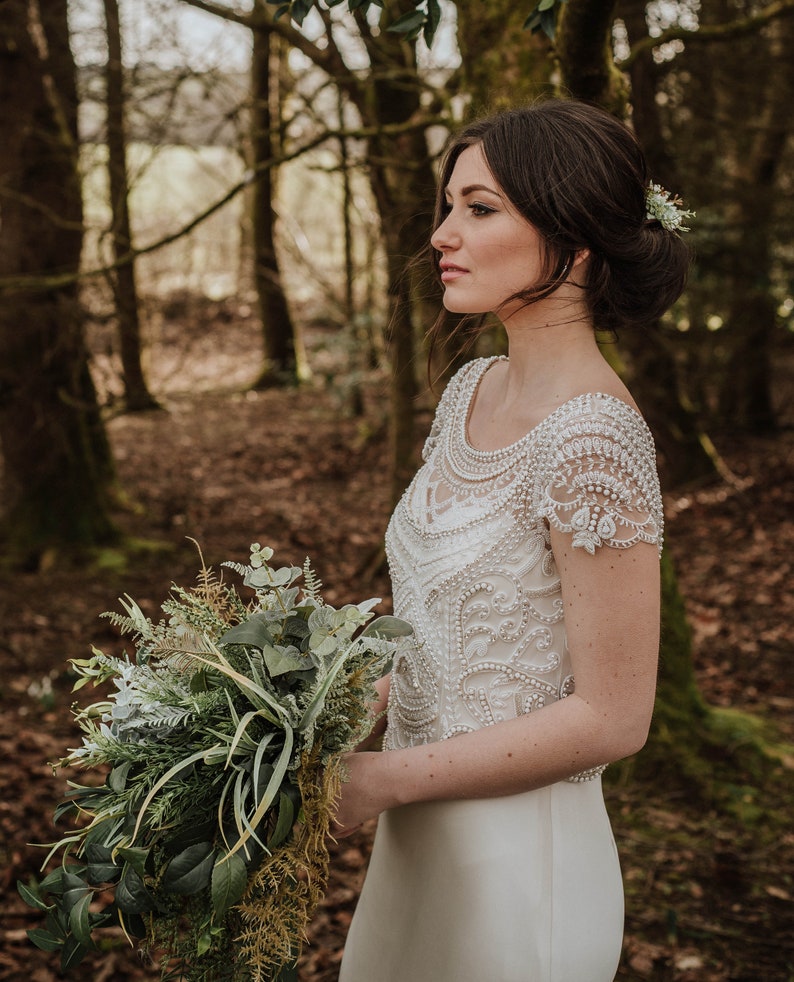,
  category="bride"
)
[334,99,690,982]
